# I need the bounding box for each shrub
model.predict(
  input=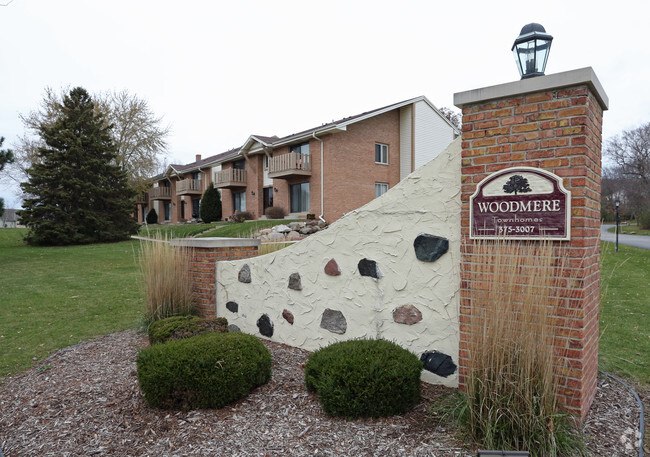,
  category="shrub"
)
[148,315,228,345]
[230,211,253,222]
[638,208,650,229]
[146,208,158,225]
[264,206,286,219]
[304,339,422,418]
[306,213,316,220]
[139,234,195,323]
[137,332,272,410]
[200,183,222,223]
[460,239,586,456]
